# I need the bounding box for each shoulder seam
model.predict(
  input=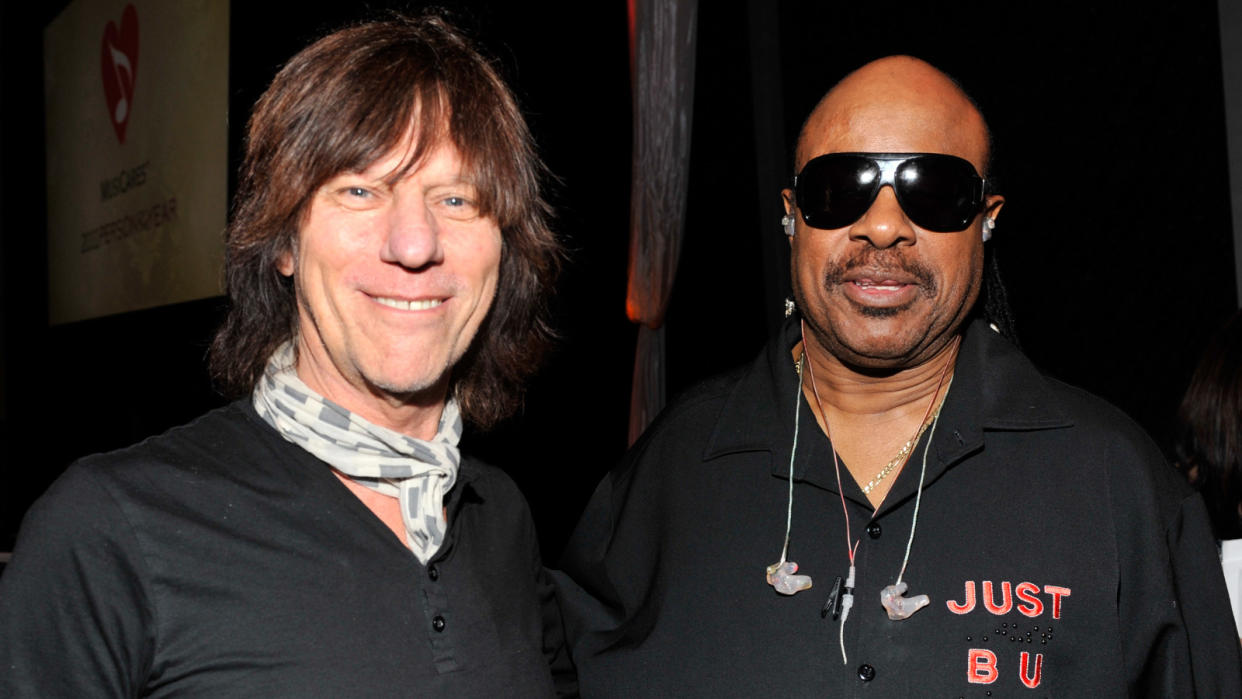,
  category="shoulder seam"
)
[71,465,161,686]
